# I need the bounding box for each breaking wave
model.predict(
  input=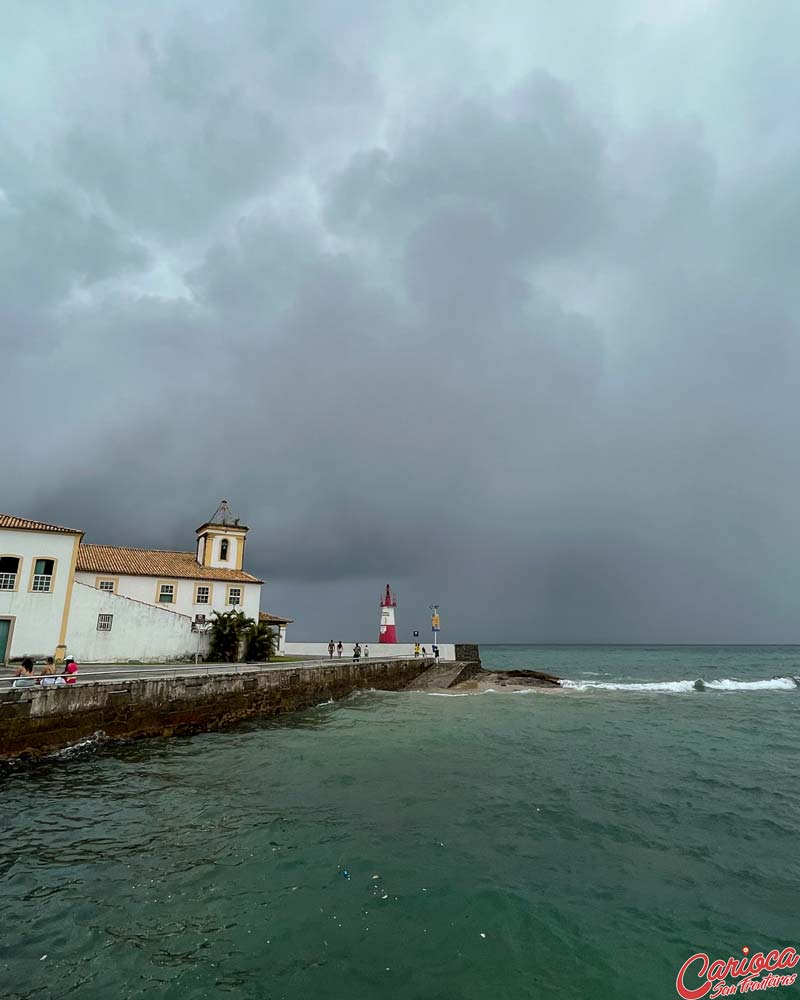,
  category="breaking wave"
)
[559,677,799,694]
